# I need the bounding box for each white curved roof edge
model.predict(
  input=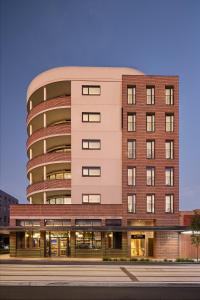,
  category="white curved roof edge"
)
[27,66,144,101]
